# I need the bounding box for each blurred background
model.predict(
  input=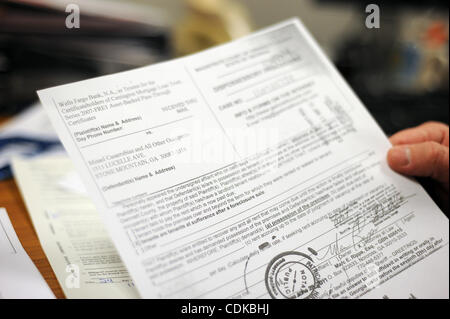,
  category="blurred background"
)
[0,0,448,169]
